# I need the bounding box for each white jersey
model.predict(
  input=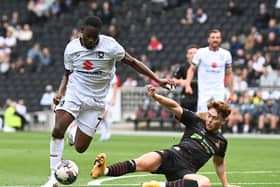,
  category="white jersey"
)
[64,35,125,103]
[192,47,232,95]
